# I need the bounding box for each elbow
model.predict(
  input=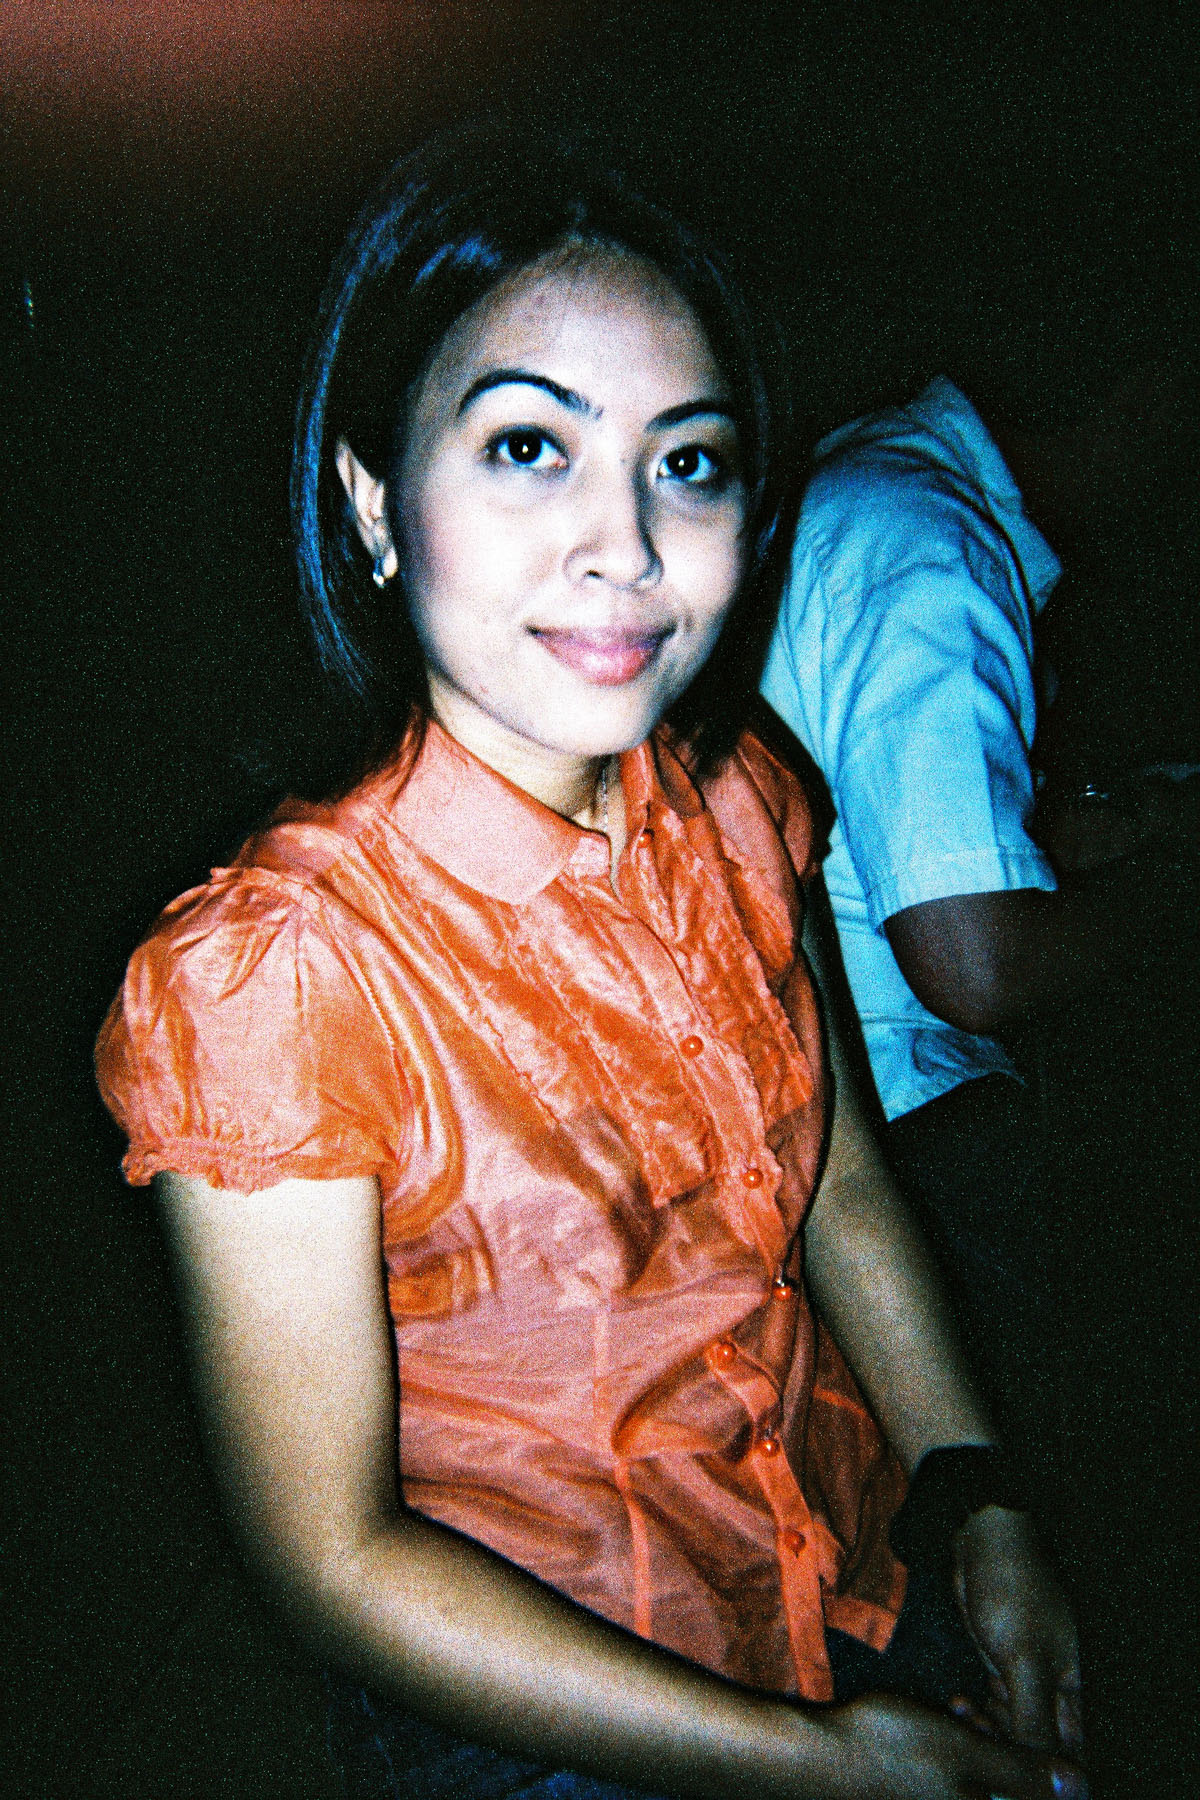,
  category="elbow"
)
[224,1487,399,1661]
[923,979,1013,1036]
[898,956,1018,1036]
[886,903,1029,1035]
